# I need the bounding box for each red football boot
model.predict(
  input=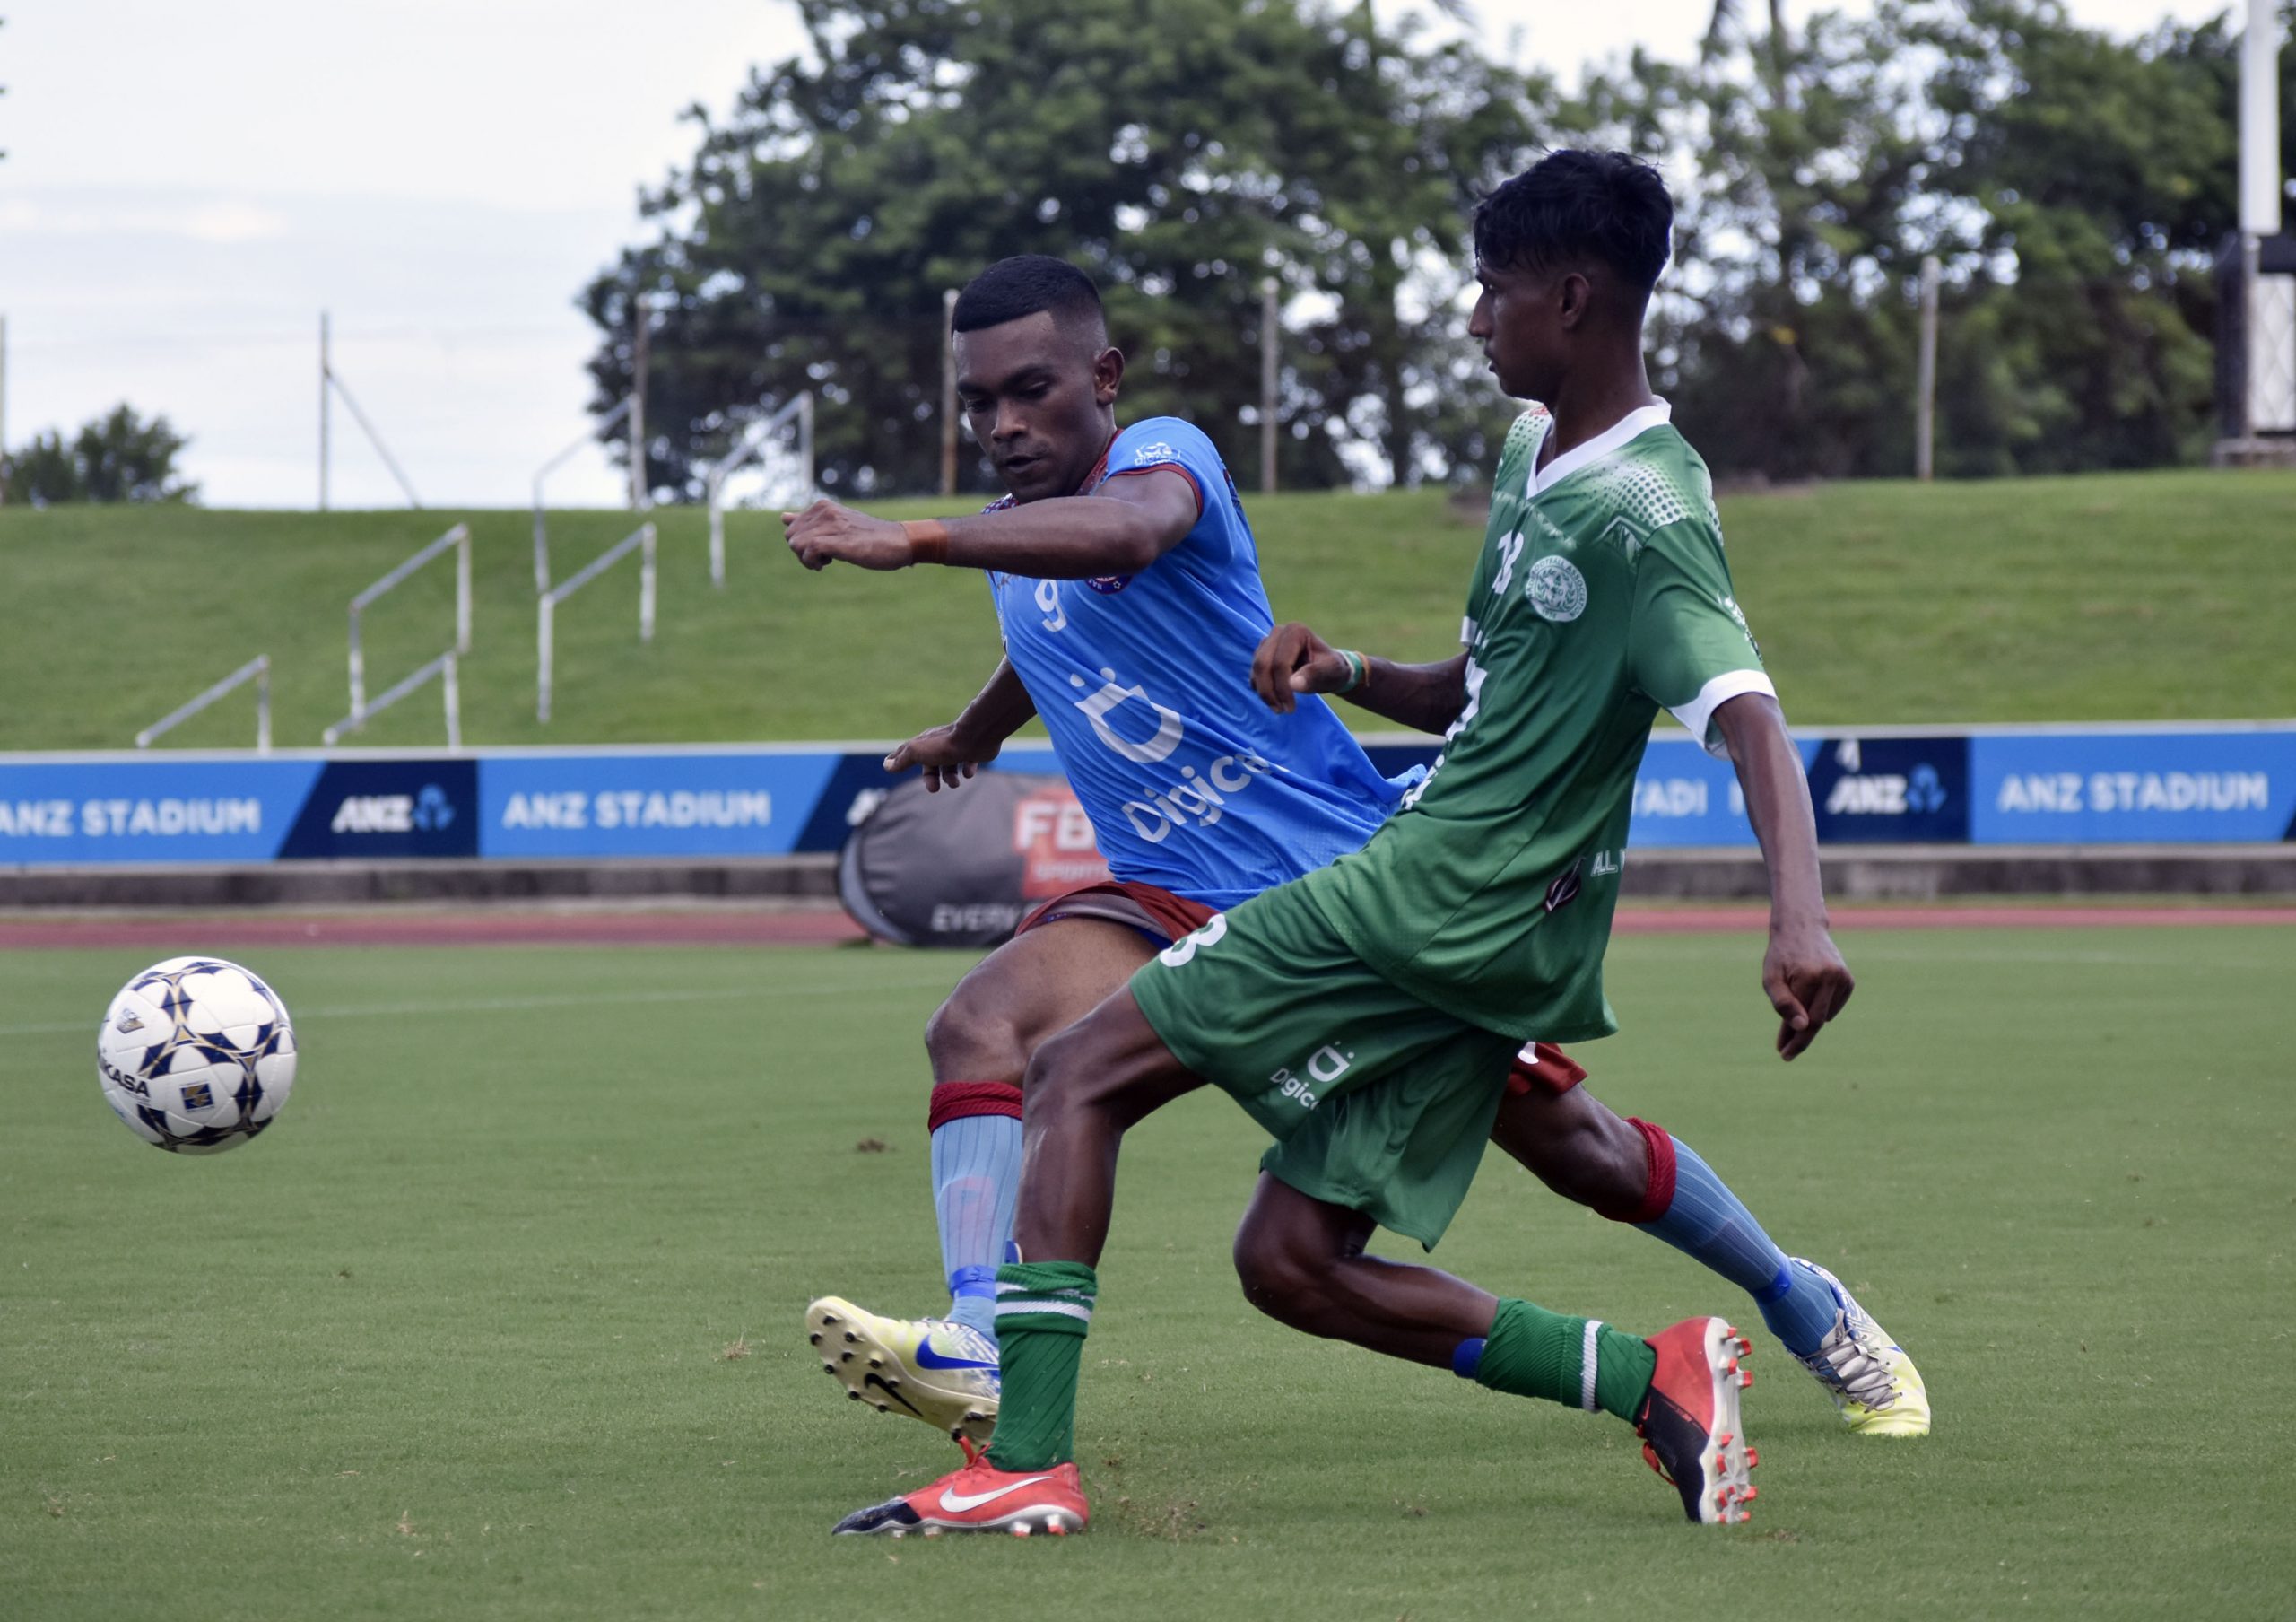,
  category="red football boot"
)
[1636,1317,1760,1524]
[831,1439,1090,1538]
